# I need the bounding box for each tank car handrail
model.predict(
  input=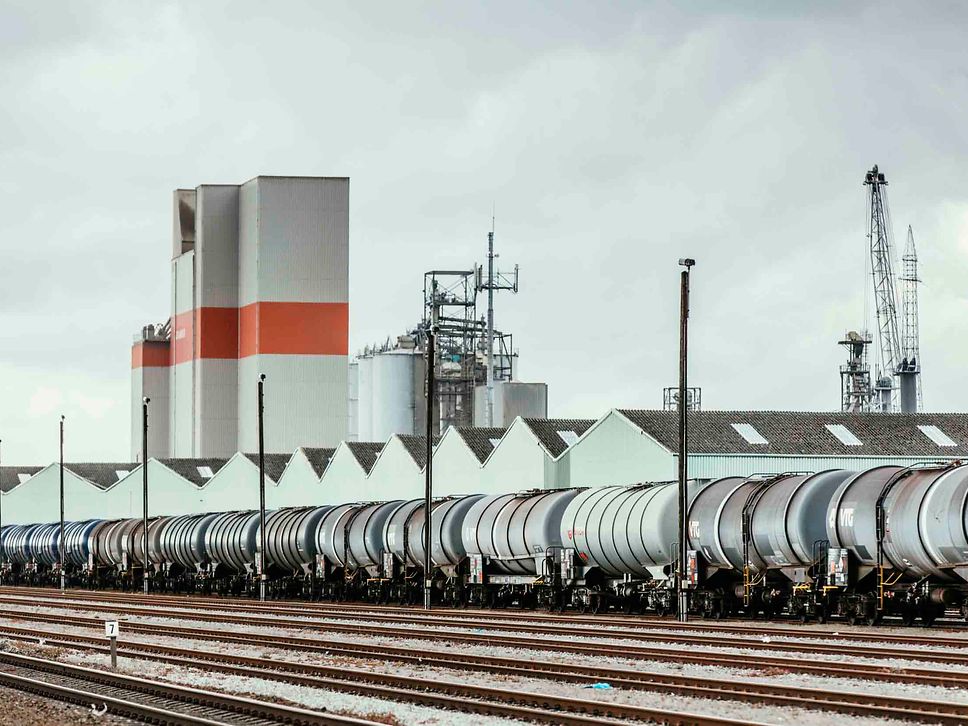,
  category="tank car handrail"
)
[741,473,801,606]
